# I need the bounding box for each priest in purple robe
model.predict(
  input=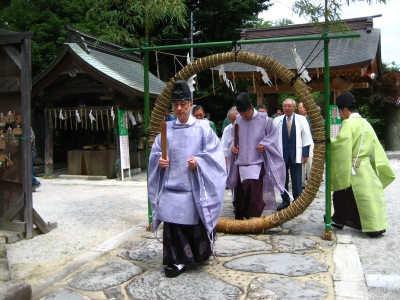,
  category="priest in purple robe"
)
[227,92,286,219]
[148,80,227,278]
